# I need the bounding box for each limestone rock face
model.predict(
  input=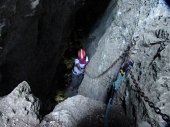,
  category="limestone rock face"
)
[0,83,135,127]
[0,0,170,127]
[0,81,40,127]
[79,0,170,126]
